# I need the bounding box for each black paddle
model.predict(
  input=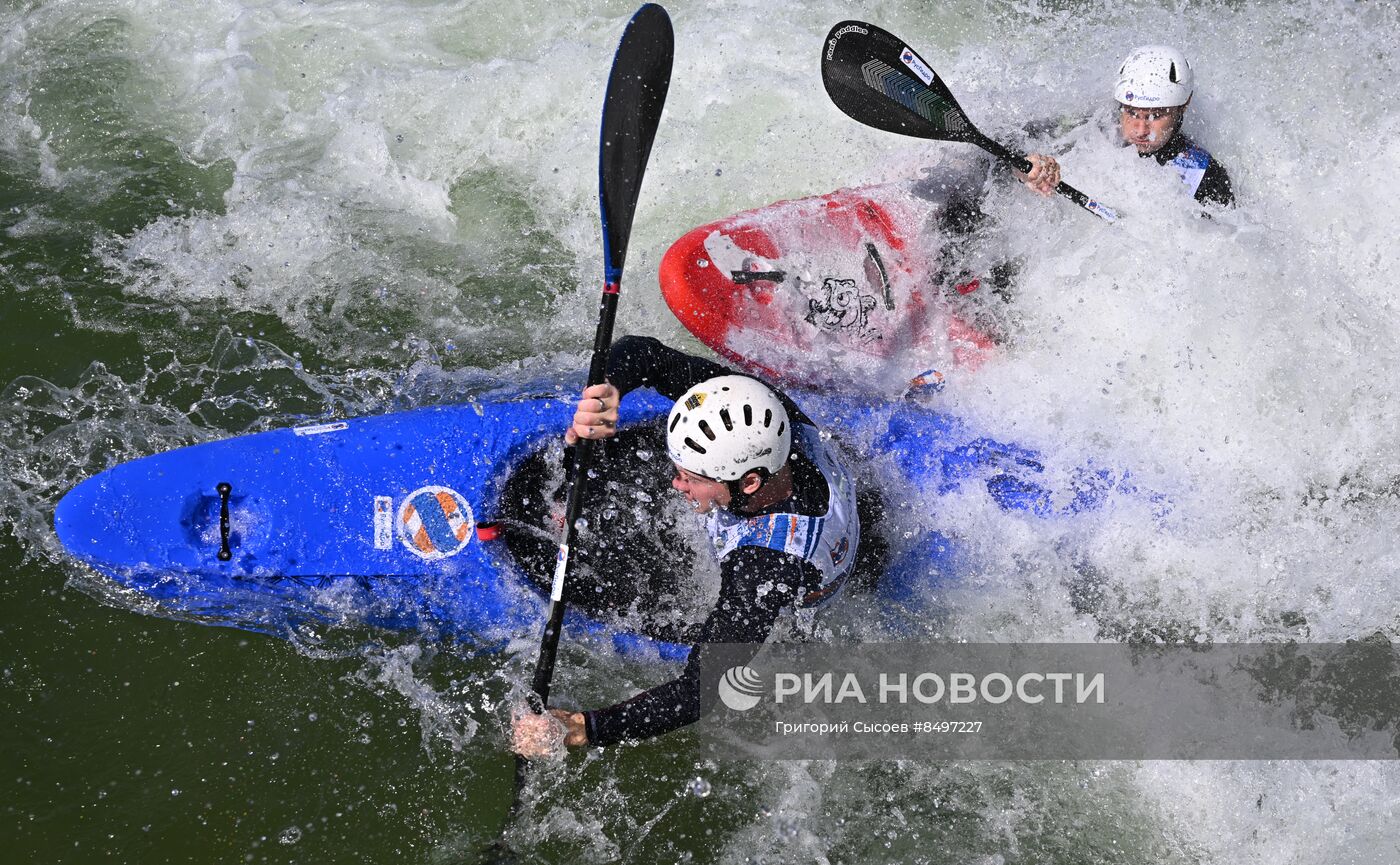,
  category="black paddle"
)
[494,3,672,854]
[821,21,1117,222]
